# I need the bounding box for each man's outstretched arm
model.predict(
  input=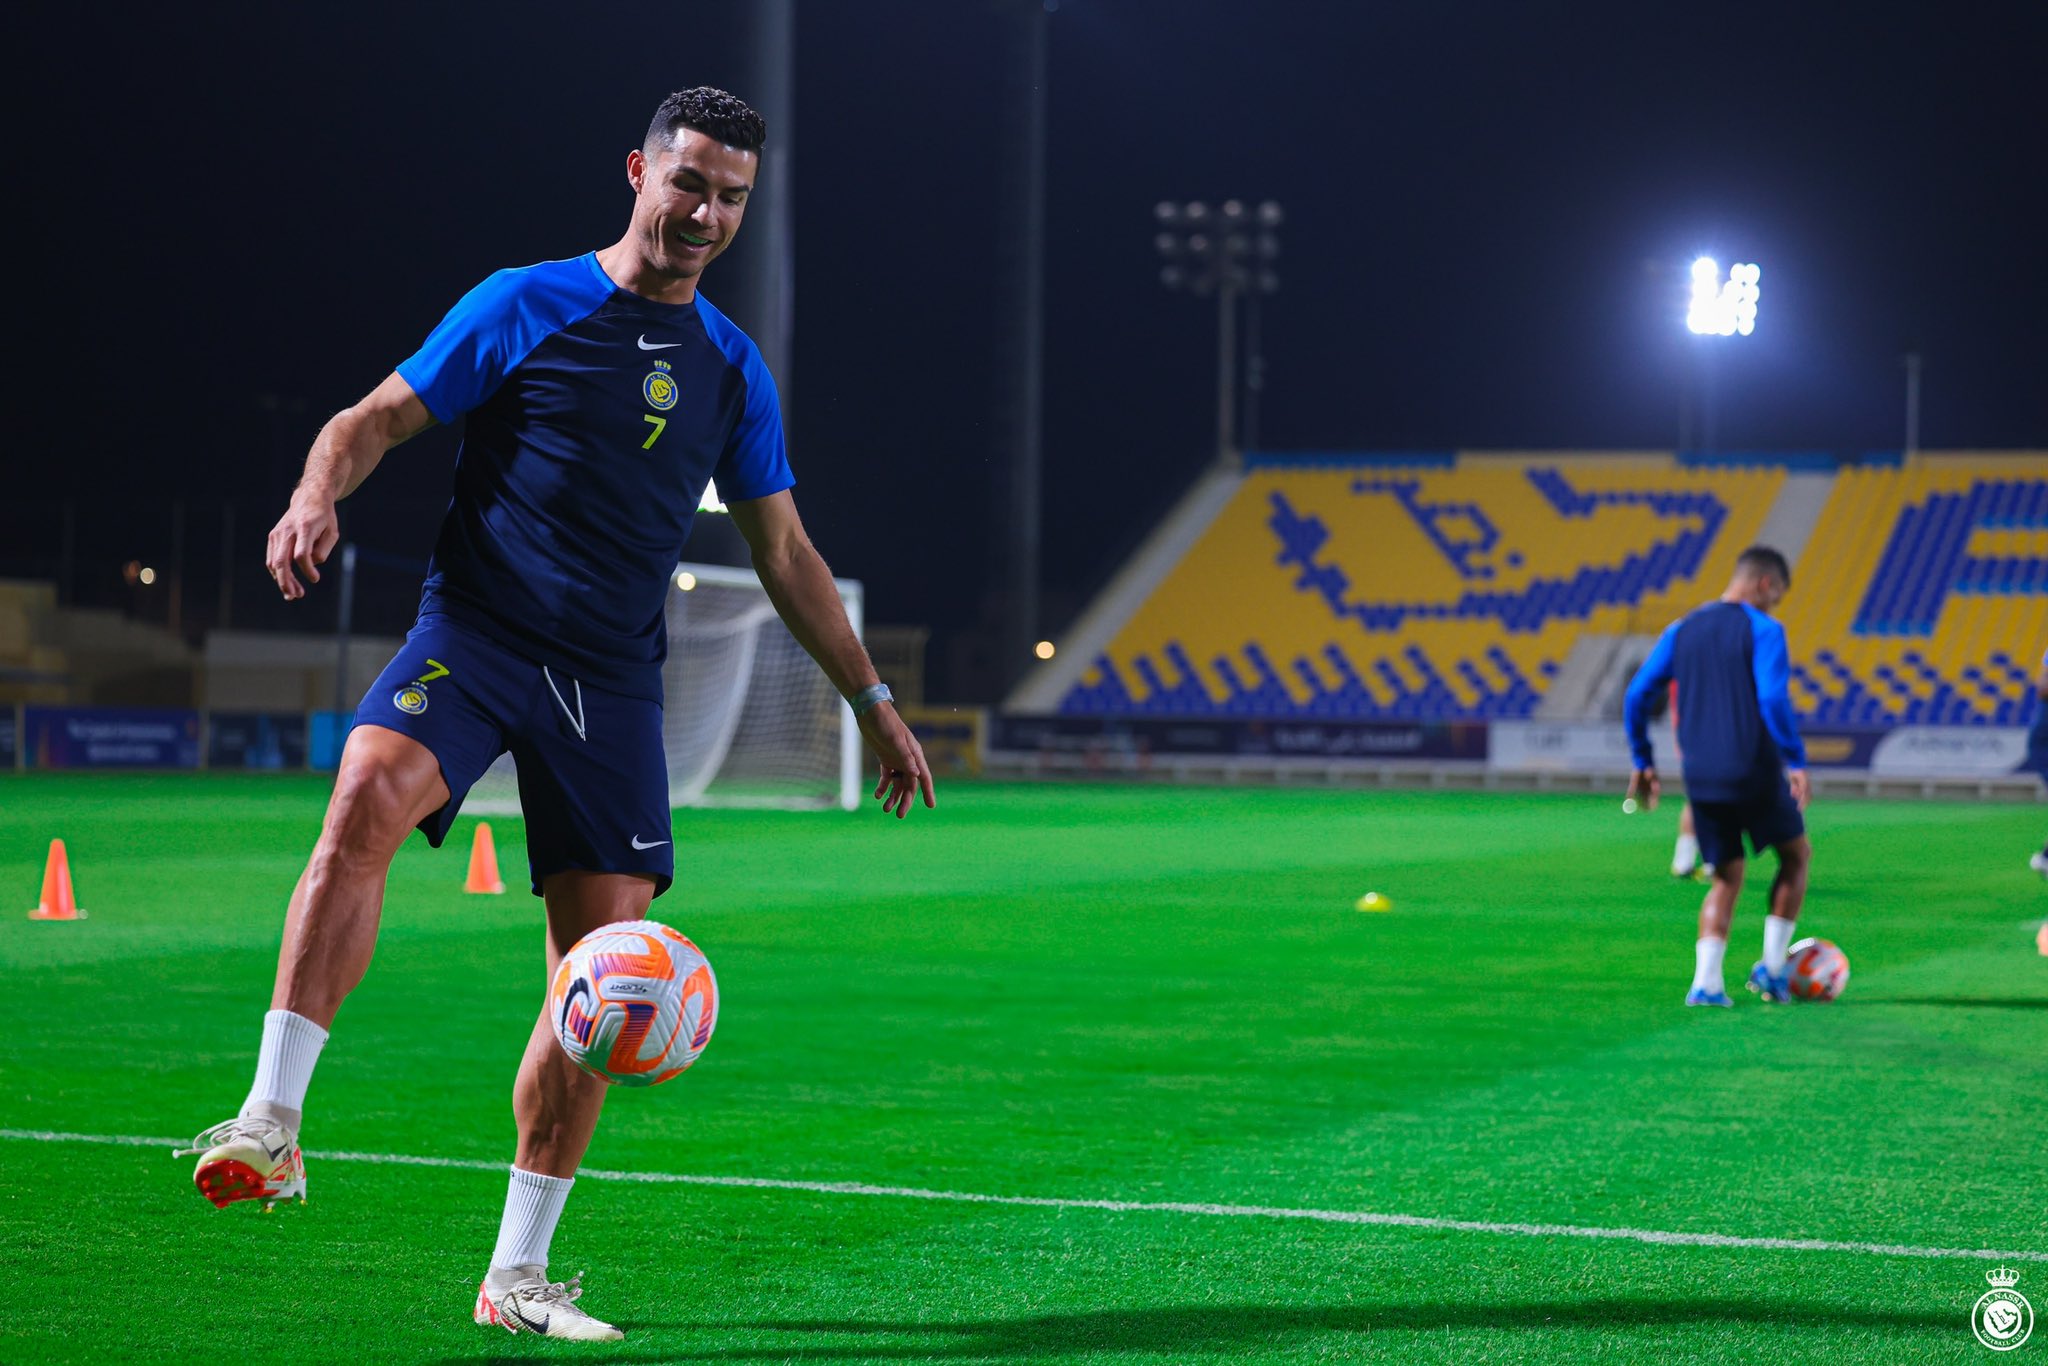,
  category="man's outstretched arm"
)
[728,490,936,819]
[266,372,437,600]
